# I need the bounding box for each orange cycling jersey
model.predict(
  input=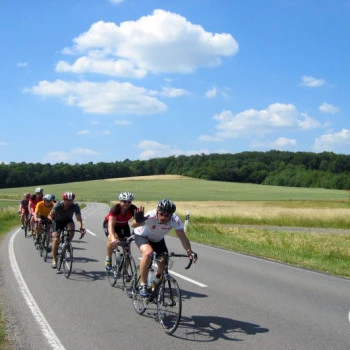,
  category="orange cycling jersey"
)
[35,200,54,218]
